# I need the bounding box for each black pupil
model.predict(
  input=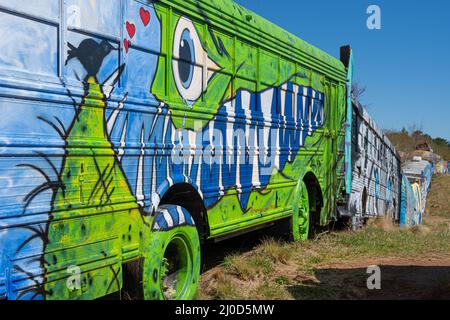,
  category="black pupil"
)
[179,37,192,85]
